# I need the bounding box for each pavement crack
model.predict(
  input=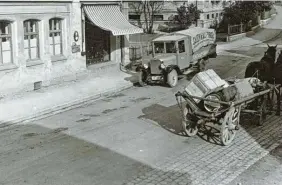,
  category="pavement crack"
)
[76,118,91,123]
[102,108,118,114]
